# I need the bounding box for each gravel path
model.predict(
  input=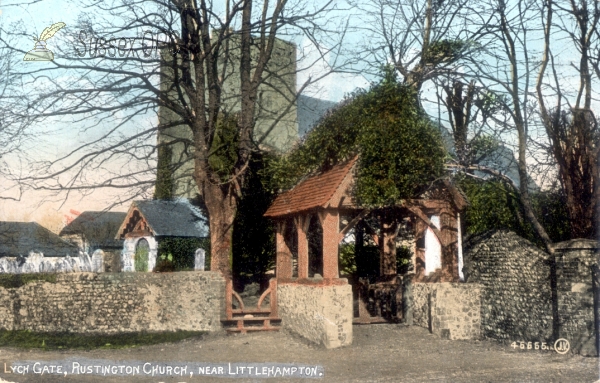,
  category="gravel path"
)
[0,325,598,382]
